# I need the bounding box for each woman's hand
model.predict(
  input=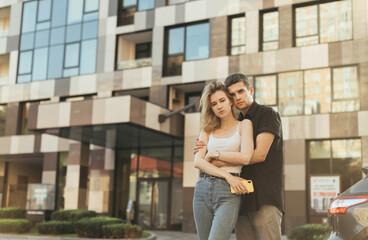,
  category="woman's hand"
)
[225,175,249,194]
[204,150,215,161]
